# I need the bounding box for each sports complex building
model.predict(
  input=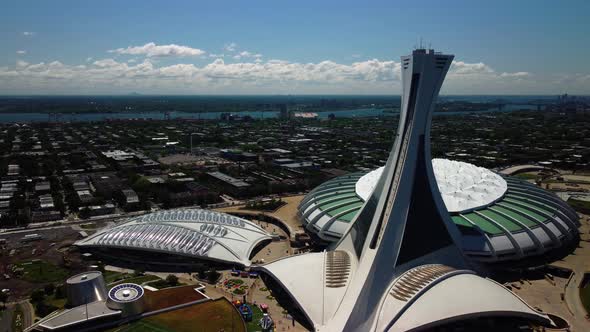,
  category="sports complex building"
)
[299,158,580,263]
[75,209,272,268]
